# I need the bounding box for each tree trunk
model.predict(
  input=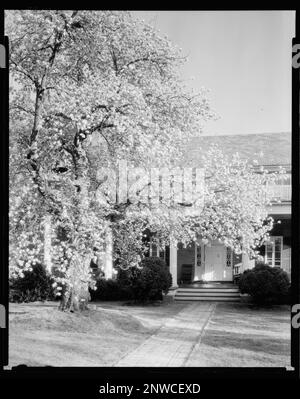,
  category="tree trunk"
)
[43,214,52,273]
[59,283,90,312]
[59,253,91,312]
[104,225,113,279]
[59,147,92,311]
